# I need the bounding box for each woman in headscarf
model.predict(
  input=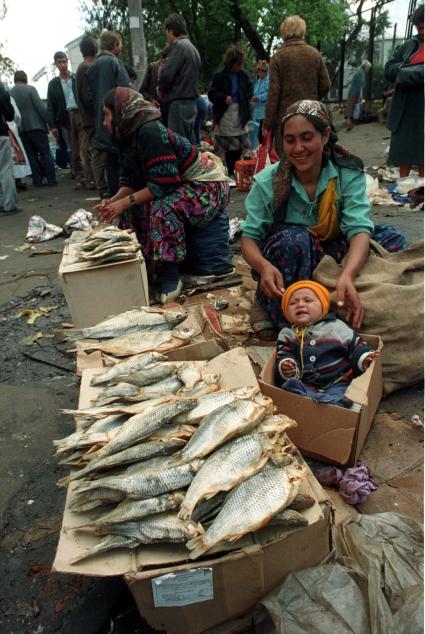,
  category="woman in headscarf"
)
[241,100,407,336]
[95,87,231,303]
